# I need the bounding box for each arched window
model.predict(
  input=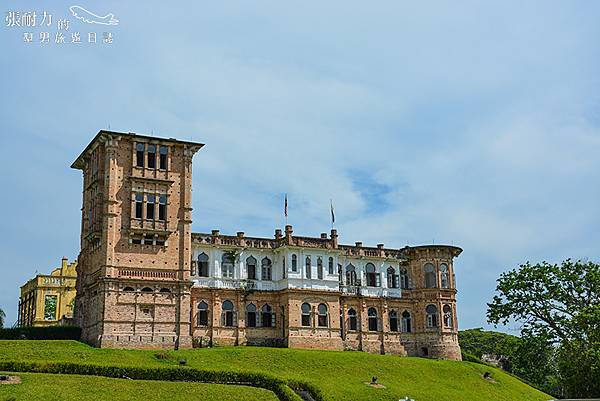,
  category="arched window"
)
[159,288,171,293]
[317,303,328,327]
[301,303,311,327]
[305,256,312,279]
[141,287,153,293]
[348,308,357,331]
[197,253,209,277]
[400,268,409,289]
[440,264,449,288]
[262,304,274,327]
[261,257,272,281]
[346,264,357,286]
[246,256,257,280]
[123,286,135,292]
[328,257,334,275]
[221,300,235,327]
[401,310,412,333]
[443,304,453,328]
[426,304,438,328]
[291,254,297,272]
[387,267,398,288]
[197,301,209,326]
[246,303,257,327]
[389,310,399,332]
[366,263,380,287]
[338,264,343,284]
[221,253,234,279]
[317,257,323,279]
[368,307,378,331]
[424,263,437,288]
